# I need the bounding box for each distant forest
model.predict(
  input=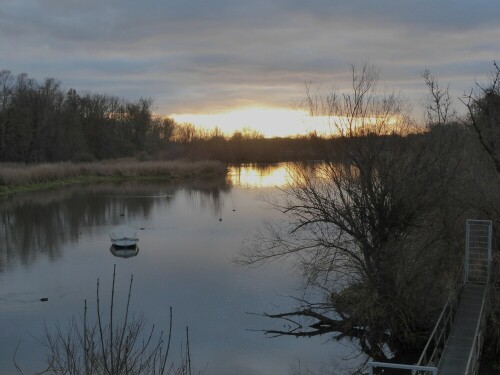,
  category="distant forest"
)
[0,70,342,164]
